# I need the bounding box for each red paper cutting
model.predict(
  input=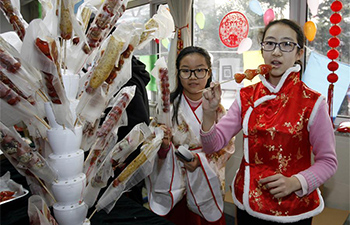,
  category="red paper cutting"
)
[219,11,249,48]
